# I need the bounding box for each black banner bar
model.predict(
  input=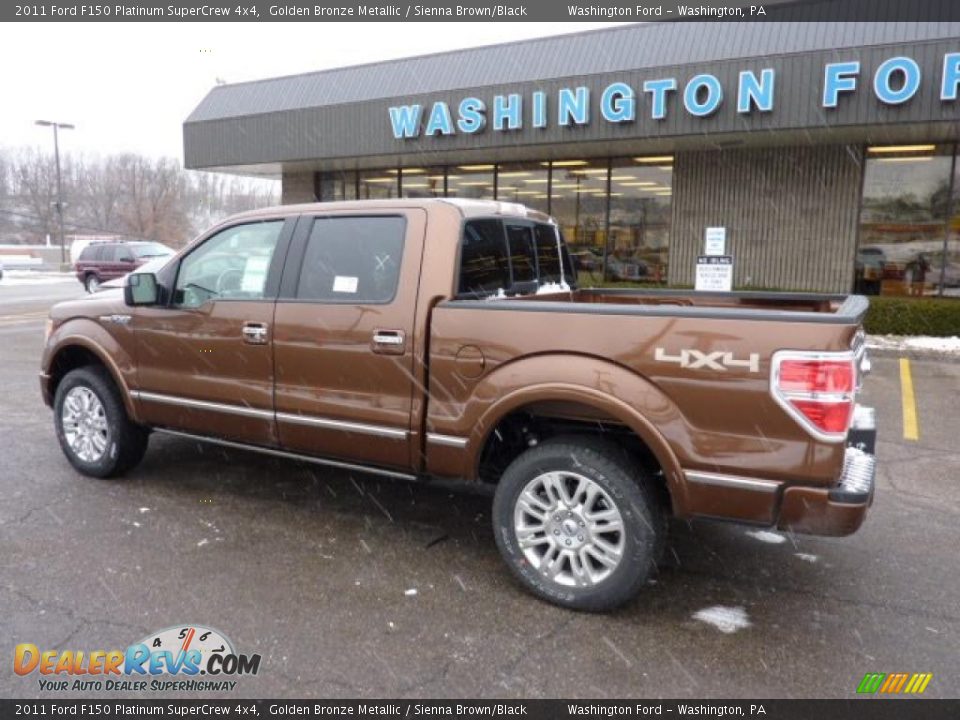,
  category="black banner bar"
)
[3,700,960,720]
[6,0,960,22]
